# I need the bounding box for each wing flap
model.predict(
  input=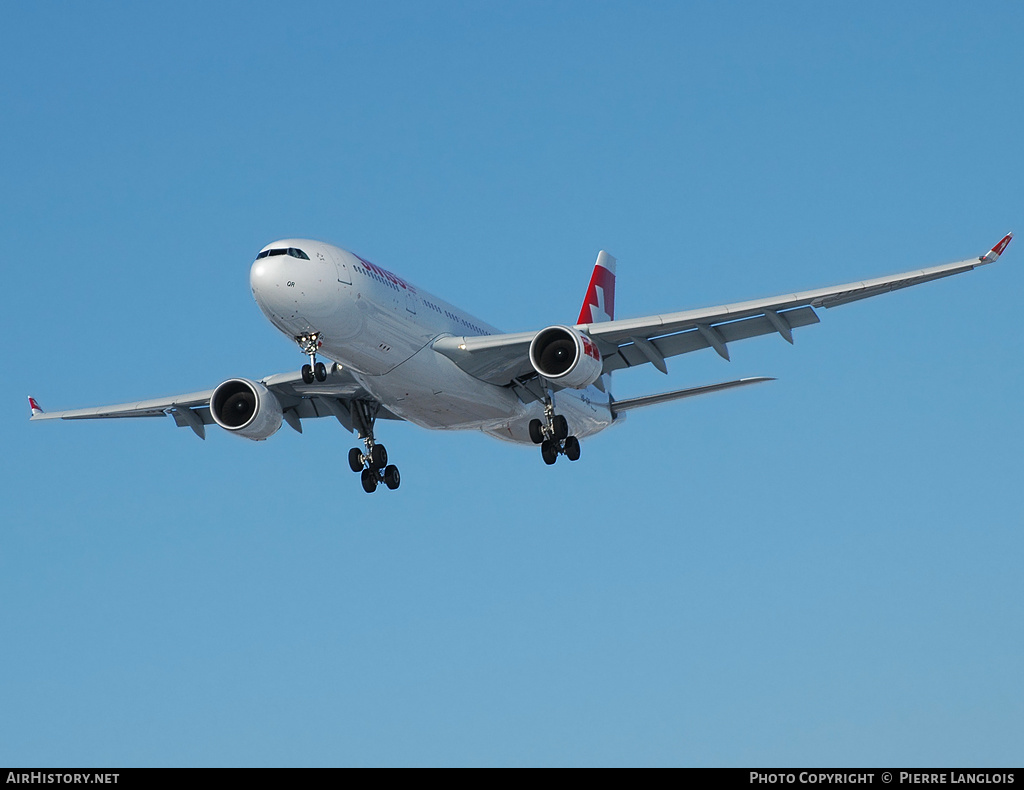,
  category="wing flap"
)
[604,306,820,373]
